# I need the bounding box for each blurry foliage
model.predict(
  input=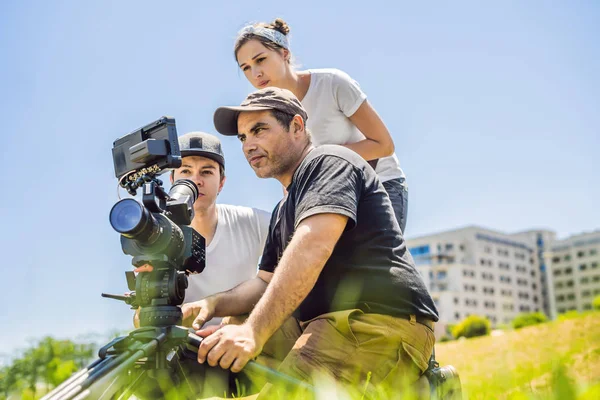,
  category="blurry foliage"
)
[0,337,95,399]
[451,314,491,339]
[512,311,548,329]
